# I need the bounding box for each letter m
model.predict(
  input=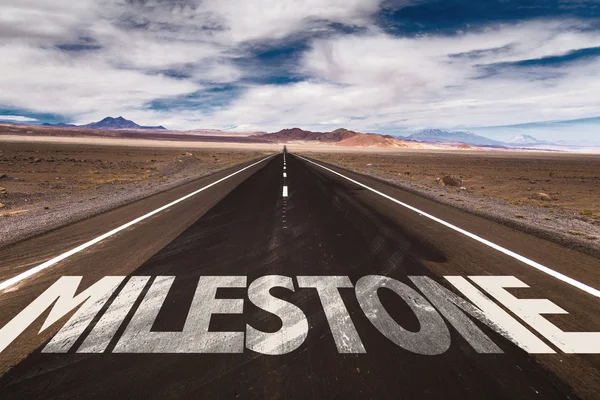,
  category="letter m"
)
[0,276,124,353]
